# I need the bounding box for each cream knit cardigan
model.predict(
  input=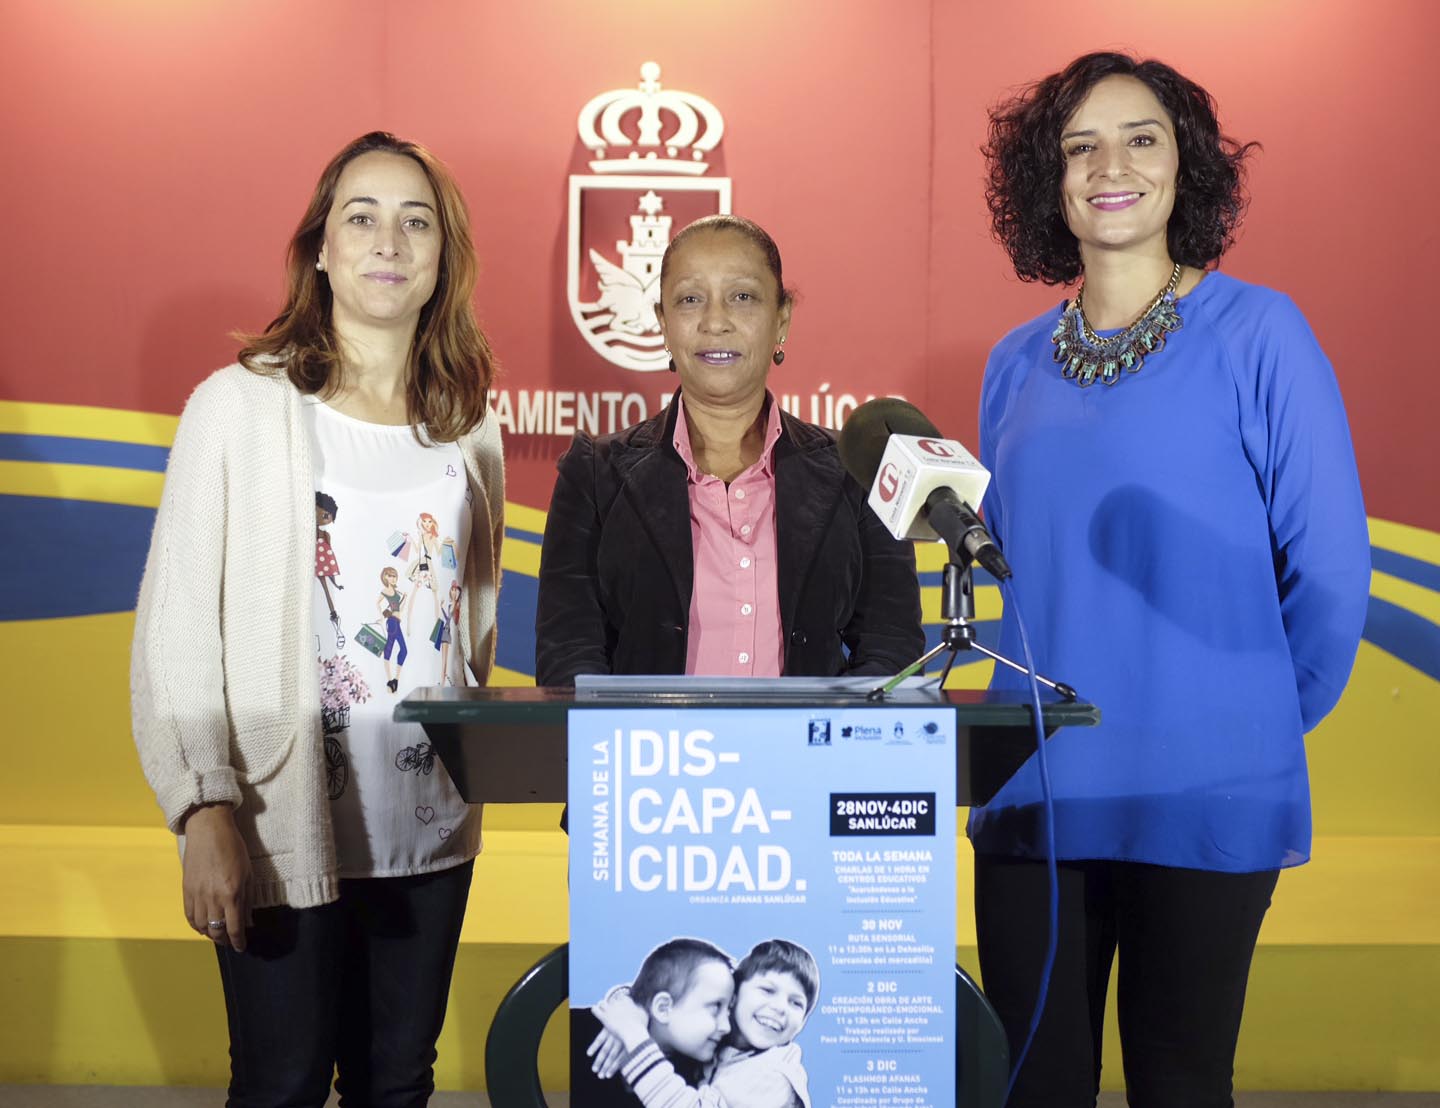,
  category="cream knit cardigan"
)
[131,364,504,909]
